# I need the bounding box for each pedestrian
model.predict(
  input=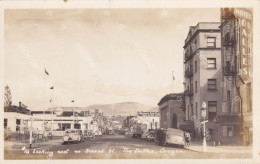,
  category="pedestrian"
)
[187,132,191,146]
[185,132,191,147]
